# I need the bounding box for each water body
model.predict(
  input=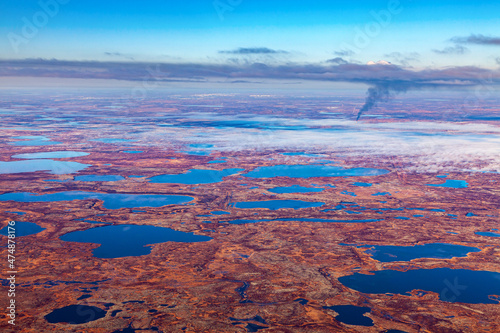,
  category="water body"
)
[230,200,325,210]
[210,211,230,215]
[352,182,372,187]
[74,175,125,182]
[208,159,227,164]
[294,298,309,305]
[10,136,62,146]
[323,305,374,326]
[476,231,500,238]
[77,294,92,300]
[60,224,212,258]
[5,211,25,215]
[11,151,89,159]
[243,164,389,179]
[122,151,143,154]
[0,222,45,237]
[45,305,106,324]
[225,218,382,224]
[189,143,214,149]
[178,119,308,131]
[181,150,211,156]
[426,179,468,188]
[372,192,391,196]
[281,152,324,157]
[339,268,500,303]
[348,243,480,262]
[268,185,324,193]
[0,160,91,174]
[0,191,194,209]
[341,190,357,197]
[149,168,243,184]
